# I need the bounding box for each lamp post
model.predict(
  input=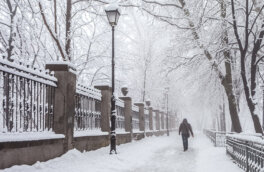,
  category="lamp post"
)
[165,87,169,136]
[105,4,120,154]
[262,85,264,130]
